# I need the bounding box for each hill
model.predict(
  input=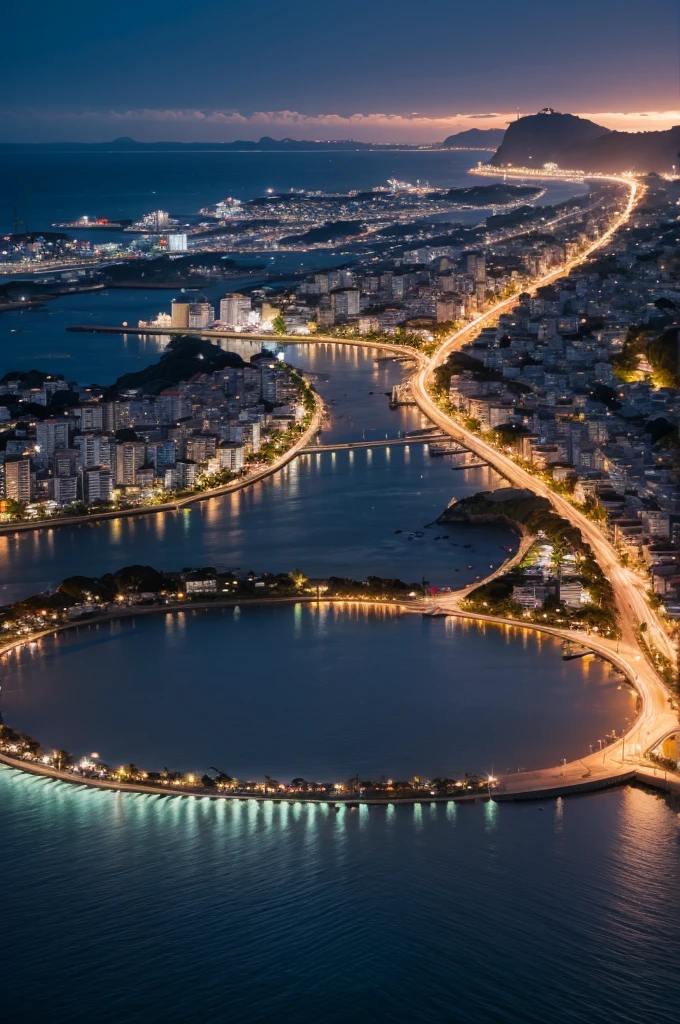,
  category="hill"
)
[490,109,610,167]
[560,126,680,173]
[104,337,244,397]
[441,128,505,149]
